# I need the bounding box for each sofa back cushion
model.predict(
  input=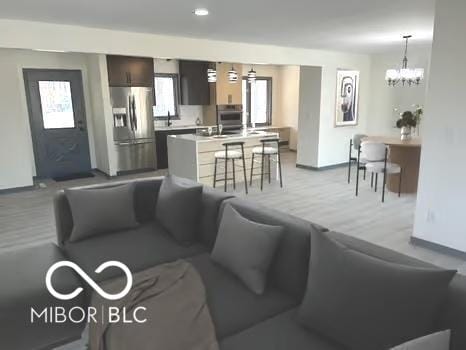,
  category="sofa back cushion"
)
[218,198,327,301]
[156,175,203,245]
[54,178,163,245]
[298,230,456,350]
[65,183,139,242]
